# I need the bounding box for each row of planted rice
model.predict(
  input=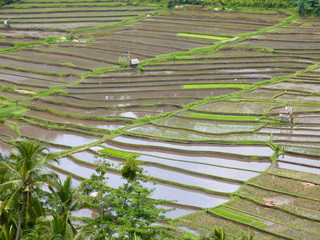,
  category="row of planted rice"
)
[0,8,290,219]
[174,17,320,238]
[1,2,320,233]
[0,0,157,31]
